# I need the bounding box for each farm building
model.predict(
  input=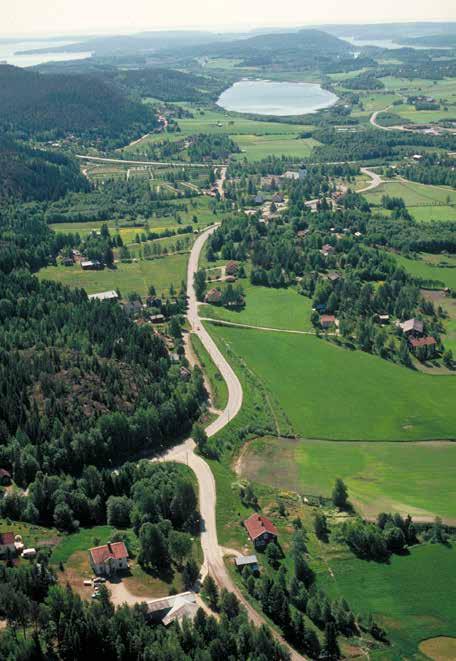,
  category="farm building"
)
[89,541,129,576]
[253,194,265,205]
[147,592,197,626]
[88,290,119,302]
[235,554,259,572]
[0,532,16,558]
[409,336,437,355]
[243,514,278,548]
[81,260,103,270]
[327,272,340,283]
[376,314,390,325]
[150,314,165,324]
[399,318,424,336]
[320,314,336,329]
[272,193,284,204]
